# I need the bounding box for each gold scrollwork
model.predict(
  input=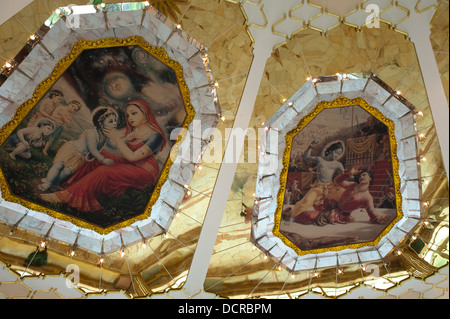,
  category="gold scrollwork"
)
[0,36,196,235]
[273,96,404,256]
